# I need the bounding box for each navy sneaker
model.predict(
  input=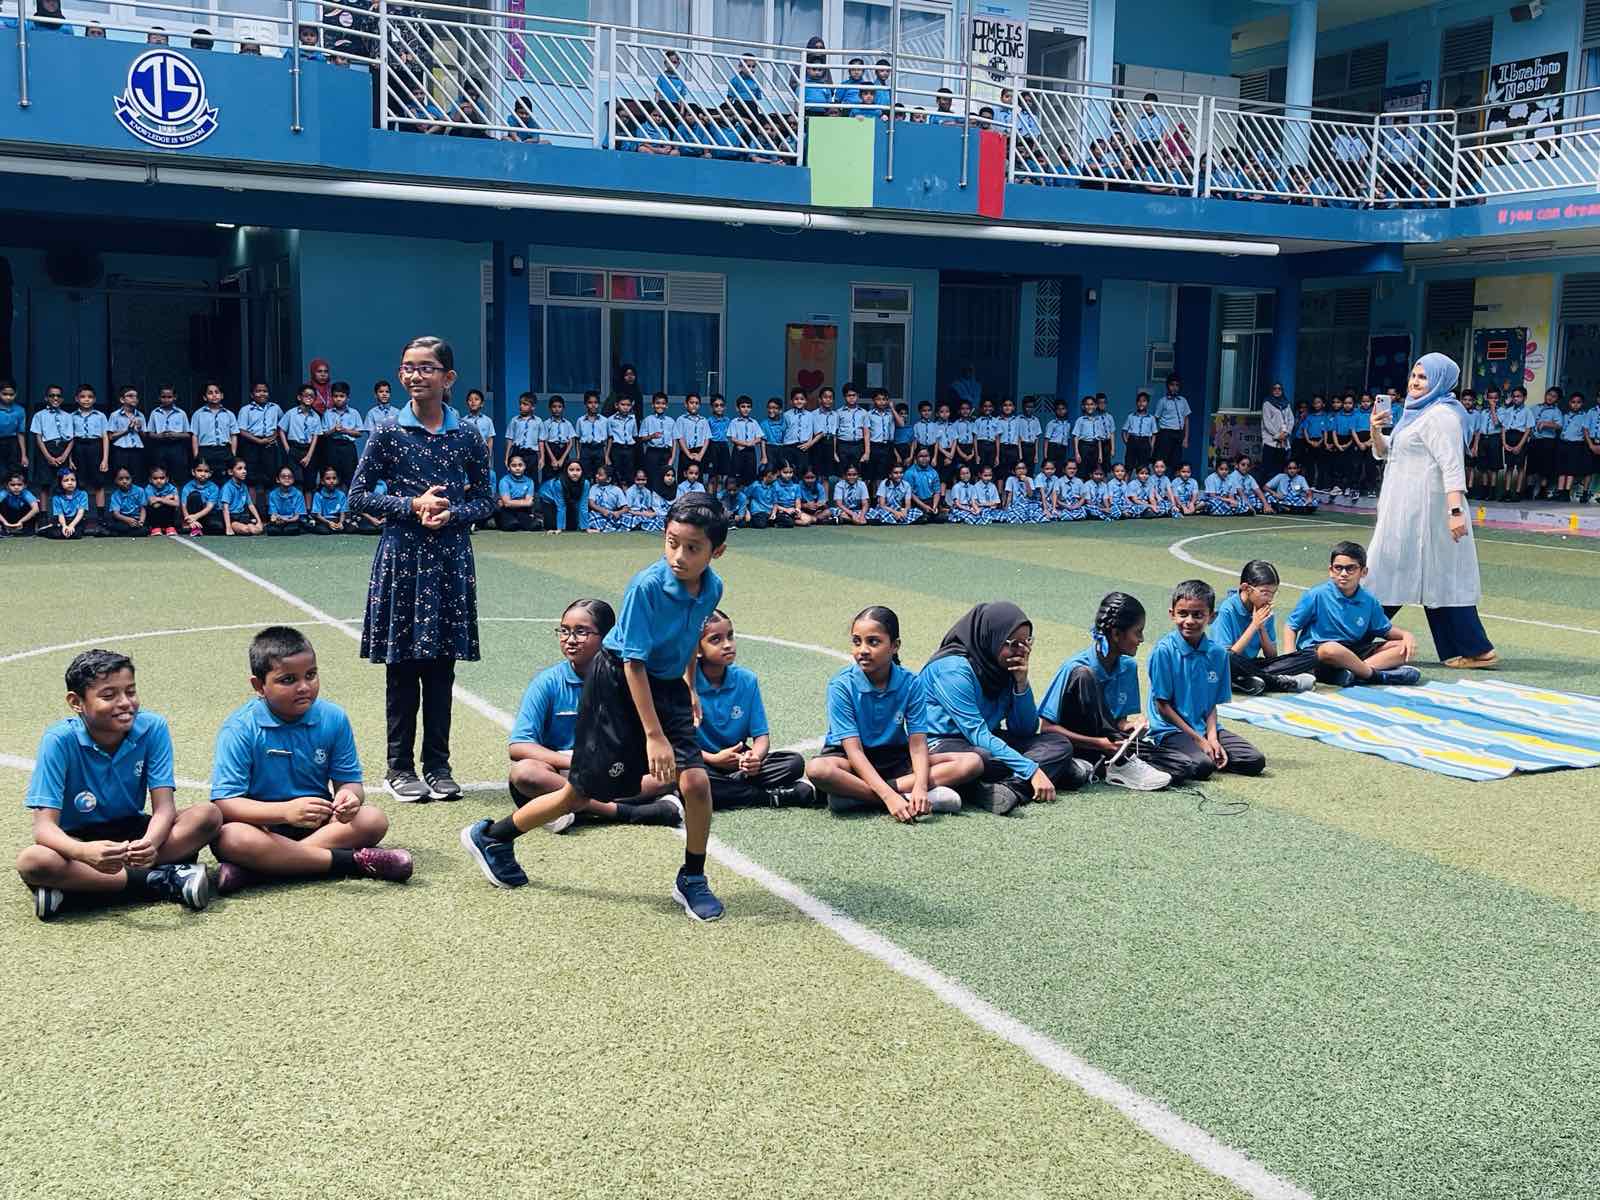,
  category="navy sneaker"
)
[1326,668,1357,688]
[1370,665,1422,686]
[34,886,64,922]
[145,863,212,912]
[460,819,528,889]
[672,870,725,922]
